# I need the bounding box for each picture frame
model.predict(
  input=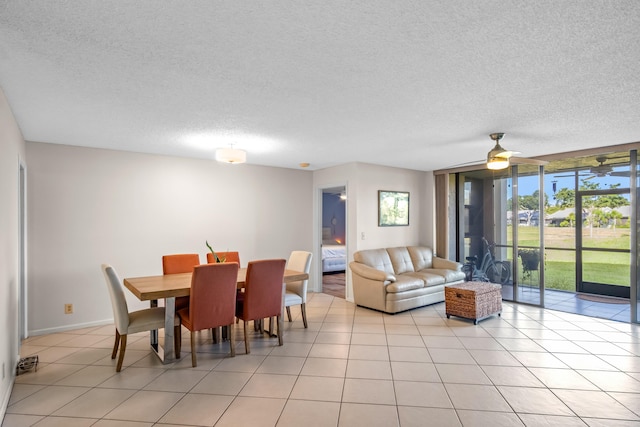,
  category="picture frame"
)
[378,190,410,226]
